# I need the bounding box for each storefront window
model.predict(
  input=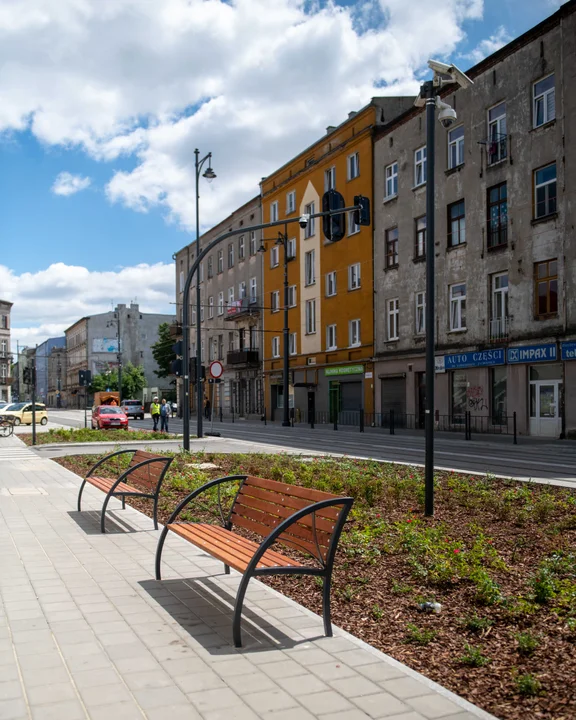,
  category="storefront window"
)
[529,364,562,381]
[491,367,507,423]
[276,385,294,409]
[451,372,467,418]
